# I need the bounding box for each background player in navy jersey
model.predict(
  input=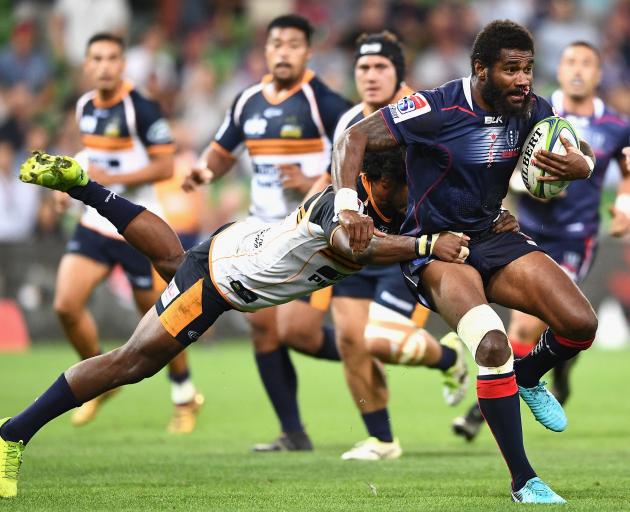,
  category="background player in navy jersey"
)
[332,20,598,503]
[51,33,202,433]
[182,15,350,451]
[0,147,474,498]
[289,32,470,461]
[453,40,630,441]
